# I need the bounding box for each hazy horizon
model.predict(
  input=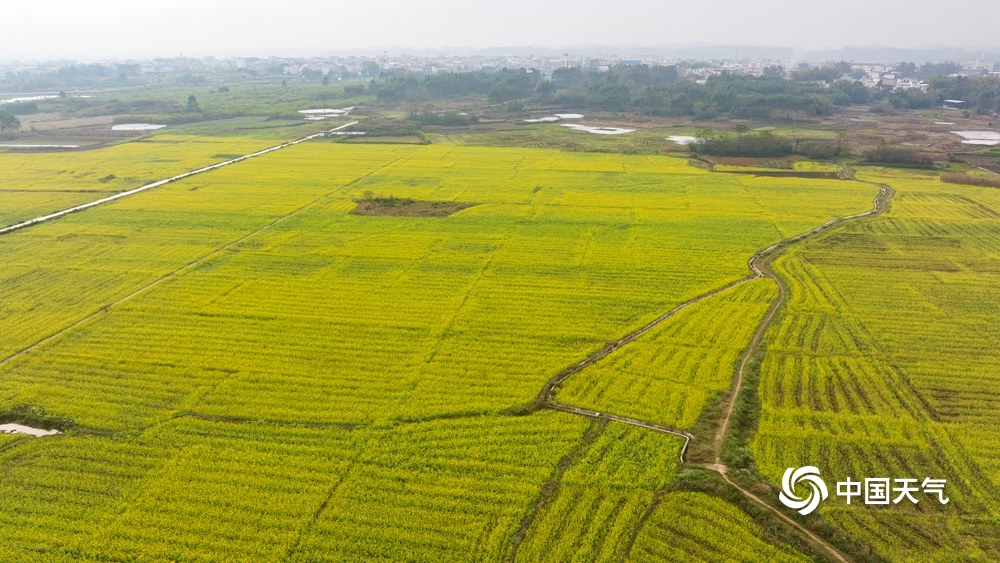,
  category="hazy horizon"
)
[3,0,999,61]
